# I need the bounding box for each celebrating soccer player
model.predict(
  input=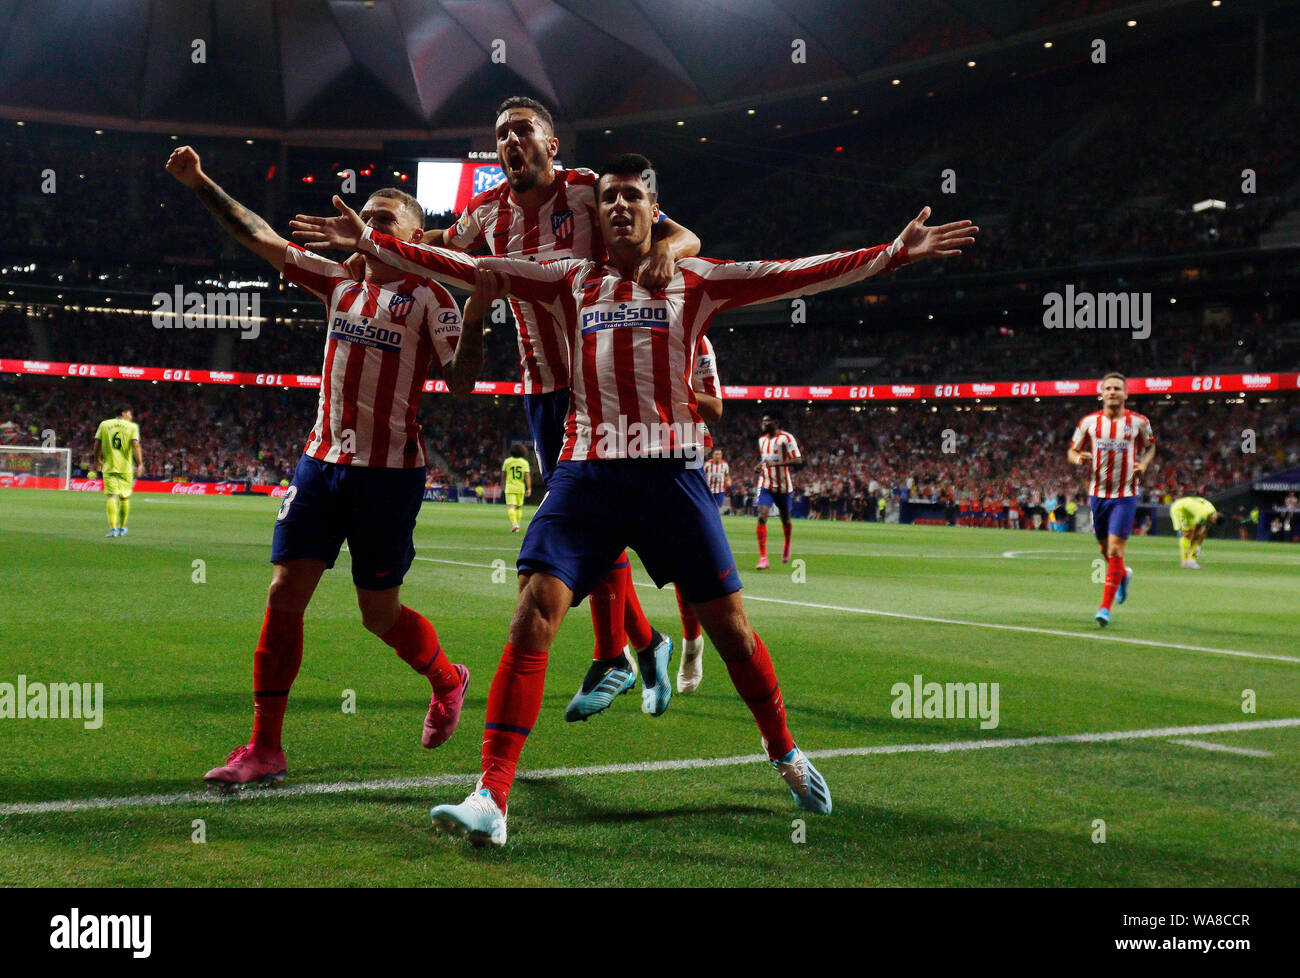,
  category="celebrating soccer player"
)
[755,415,802,569]
[1169,494,1219,568]
[166,145,493,790]
[1067,373,1156,626]
[502,443,532,532]
[93,407,142,538]
[294,97,700,723]
[319,153,976,844]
